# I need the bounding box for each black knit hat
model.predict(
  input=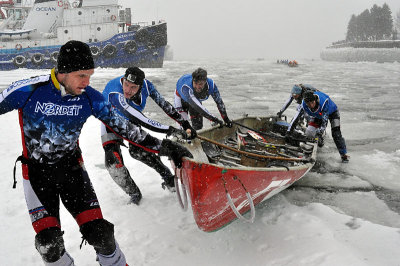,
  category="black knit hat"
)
[192,68,207,81]
[303,91,316,103]
[124,67,145,87]
[57,40,94,73]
